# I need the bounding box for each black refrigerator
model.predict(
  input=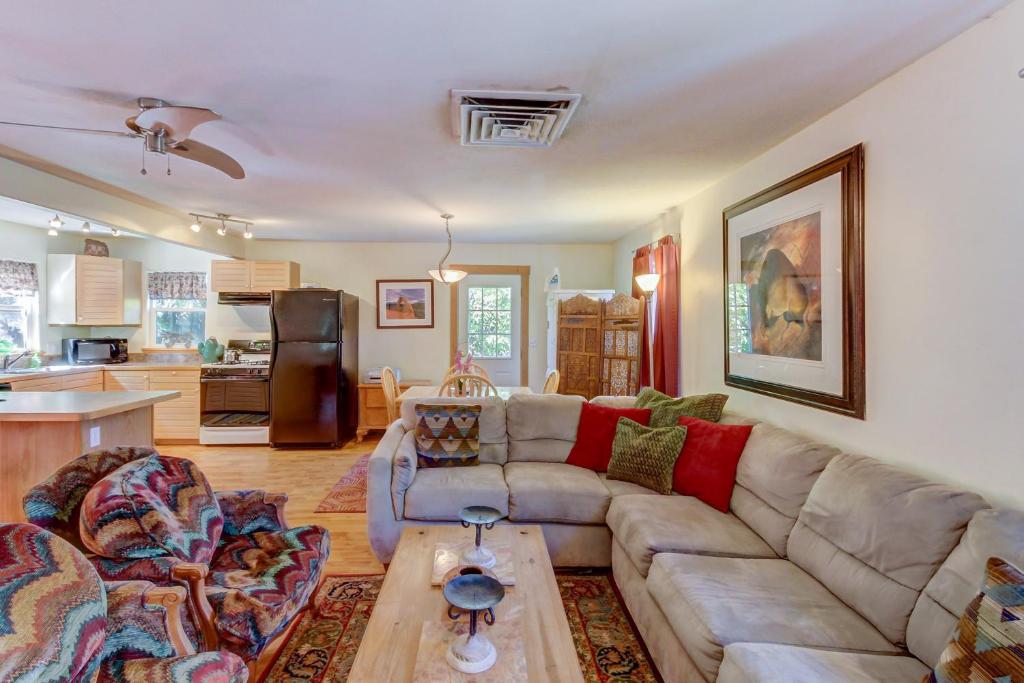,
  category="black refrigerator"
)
[269,289,359,447]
